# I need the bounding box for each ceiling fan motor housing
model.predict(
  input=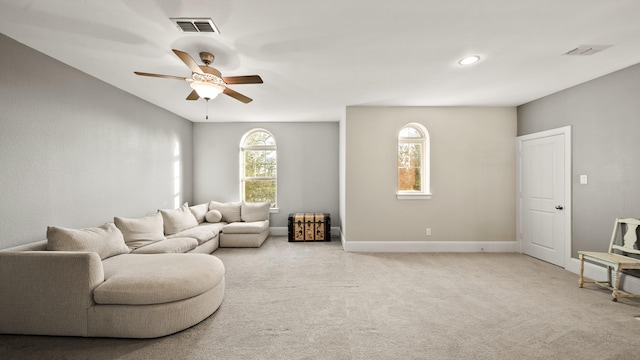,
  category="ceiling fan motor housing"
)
[199,52,214,65]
